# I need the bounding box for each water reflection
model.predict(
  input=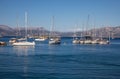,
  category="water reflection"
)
[12,46,35,56]
[23,57,29,77]
[12,46,35,77]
